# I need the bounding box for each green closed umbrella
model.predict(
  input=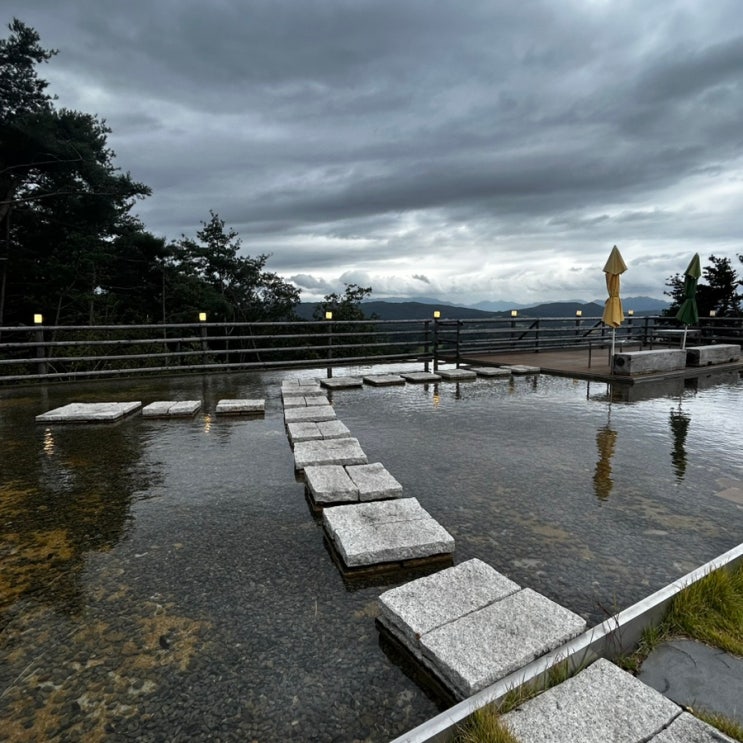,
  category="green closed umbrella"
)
[675,253,701,349]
